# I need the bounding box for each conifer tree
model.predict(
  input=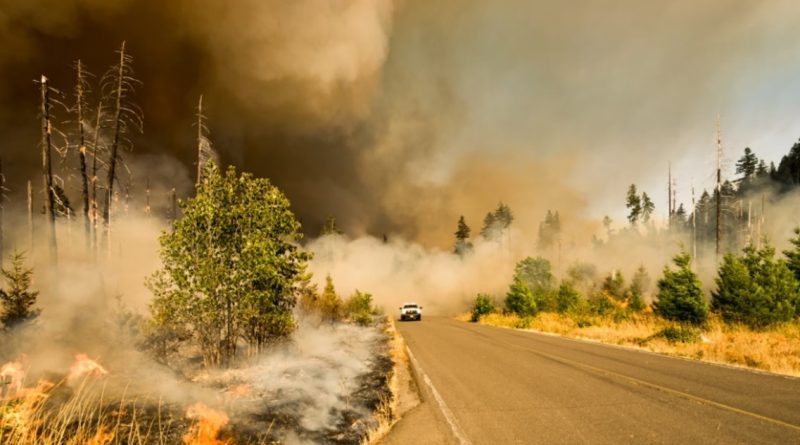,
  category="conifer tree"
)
[714,242,798,328]
[0,251,40,329]
[736,147,758,181]
[454,215,473,255]
[626,185,642,225]
[653,250,707,325]
[505,275,537,317]
[640,193,655,223]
